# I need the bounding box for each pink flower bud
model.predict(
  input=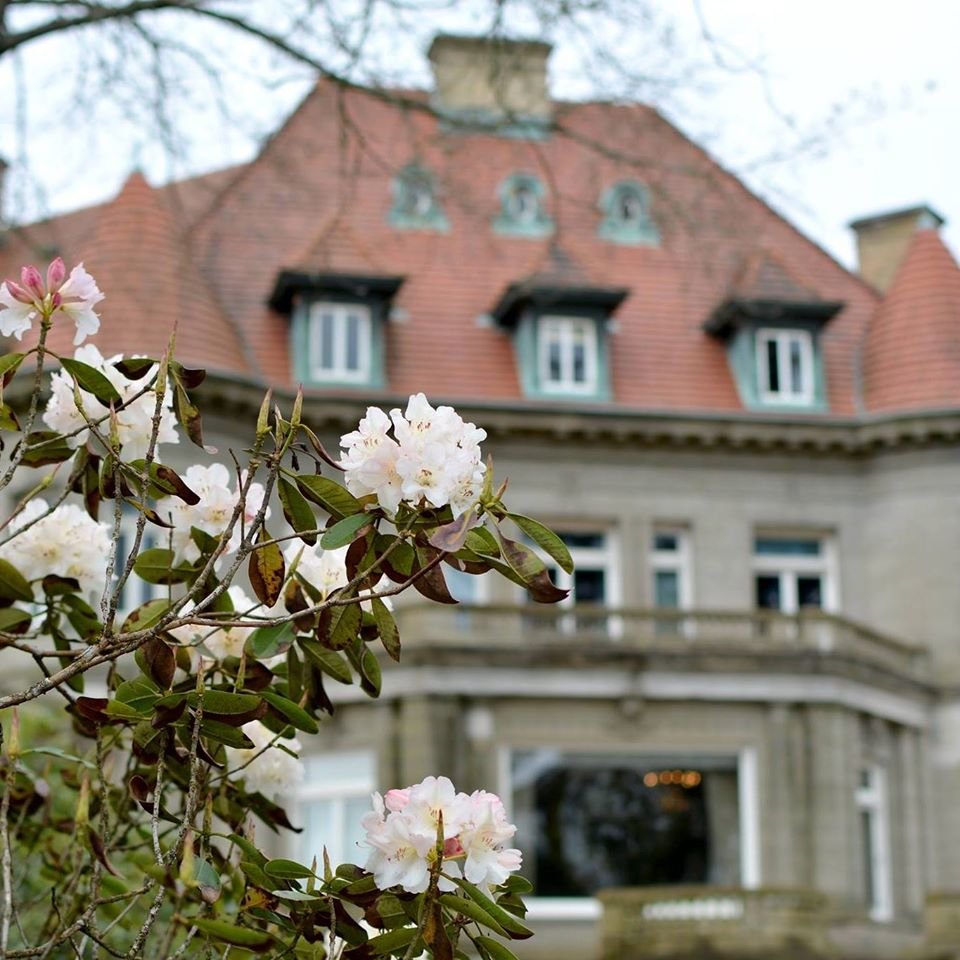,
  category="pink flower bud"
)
[46,257,66,292]
[442,837,465,858]
[50,291,62,309]
[20,265,44,300]
[384,788,411,812]
[3,280,34,305]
